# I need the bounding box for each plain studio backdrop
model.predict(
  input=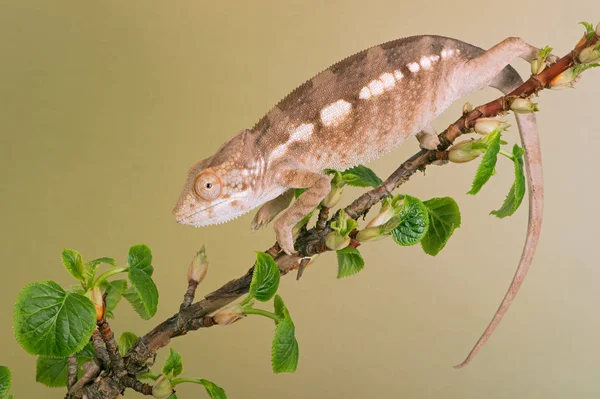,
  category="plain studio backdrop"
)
[1,1,599,398]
